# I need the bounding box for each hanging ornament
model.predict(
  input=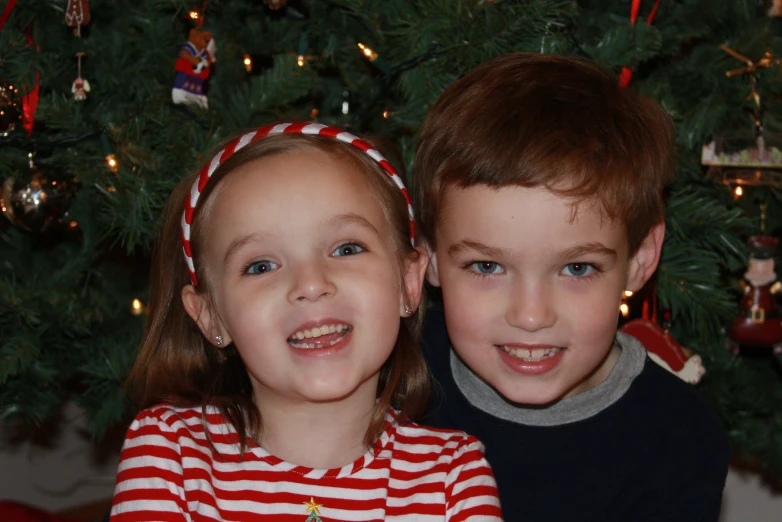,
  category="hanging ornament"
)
[0,80,21,136]
[263,0,288,10]
[65,0,90,36]
[1,154,74,232]
[72,52,91,101]
[172,28,216,109]
[701,45,782,187]
[619,294,705,384]
[769,0,782,17]
[727,234,782,357]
